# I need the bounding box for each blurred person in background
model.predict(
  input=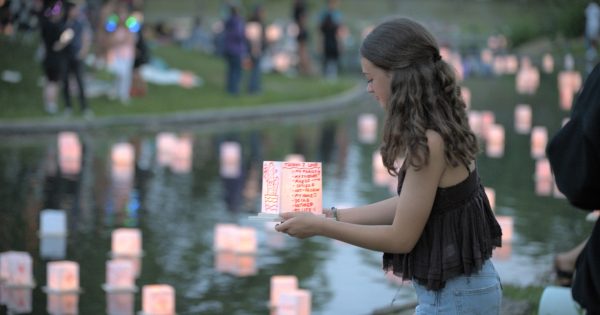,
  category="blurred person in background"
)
[319,0,342,80]
[131,9,149,98]
[292,0,312,75]
[222,3,247,95]
[245,4,266,94]
[106,1,136,104]
[39,0,66,114]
